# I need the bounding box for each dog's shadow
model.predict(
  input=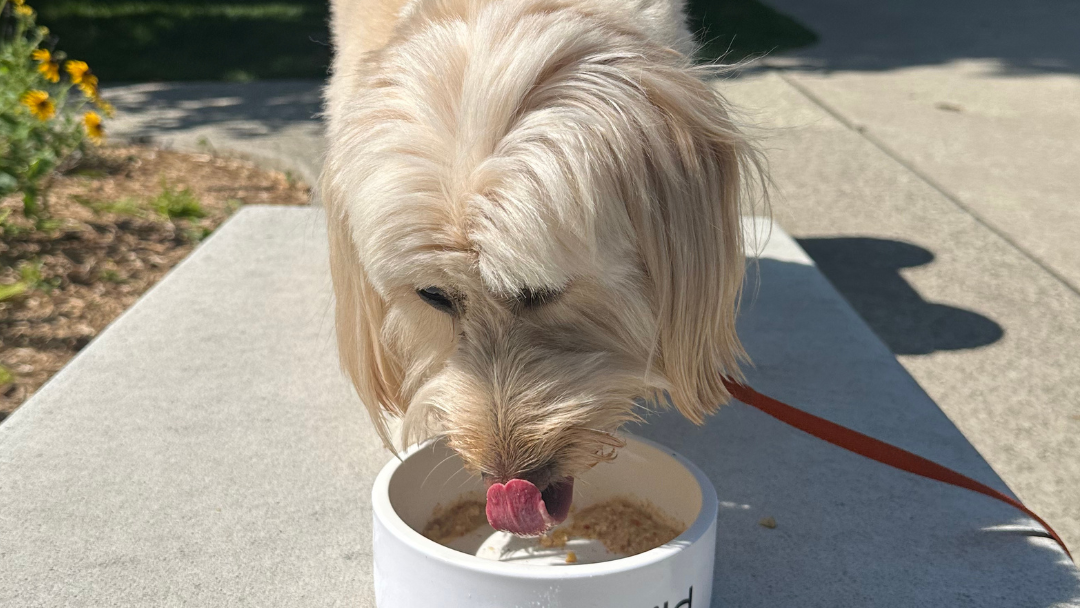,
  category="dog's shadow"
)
[796,237,1003,355]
